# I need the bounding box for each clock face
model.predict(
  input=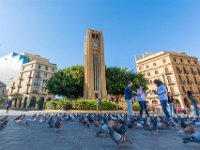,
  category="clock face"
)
[93,39,99,48]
